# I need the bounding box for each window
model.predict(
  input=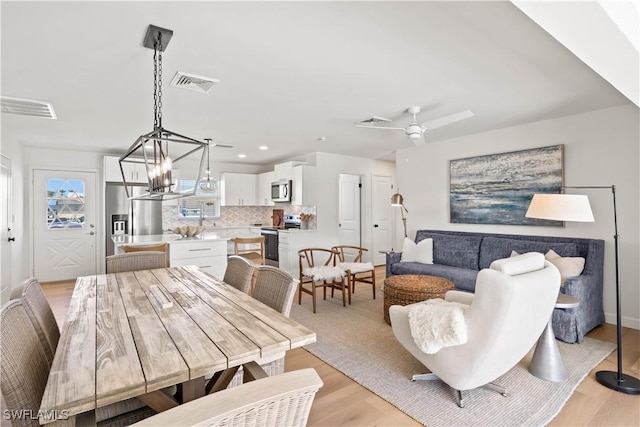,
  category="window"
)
[46,178,85,229]
[177,179,220,219]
